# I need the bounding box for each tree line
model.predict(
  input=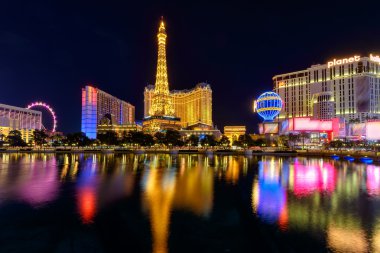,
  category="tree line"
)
[0,129,267,148]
